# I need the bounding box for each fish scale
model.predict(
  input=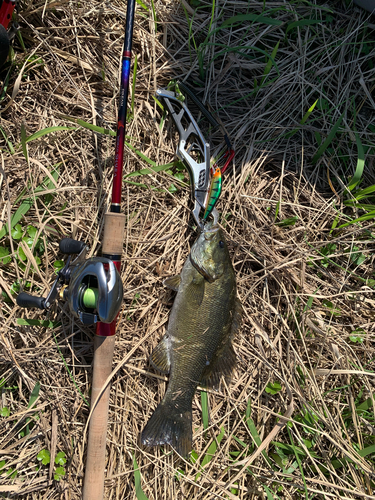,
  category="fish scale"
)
[141,223,241,456]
